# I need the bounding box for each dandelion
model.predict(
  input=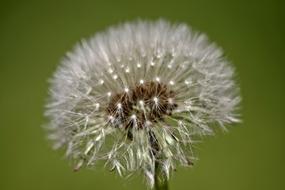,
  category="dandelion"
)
[45,20,240,189]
